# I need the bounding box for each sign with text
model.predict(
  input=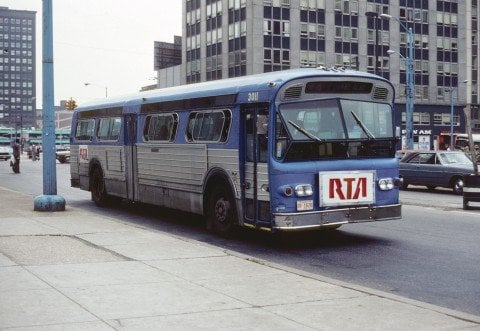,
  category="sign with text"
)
[79,145,89,163]
[319,171,375,207]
